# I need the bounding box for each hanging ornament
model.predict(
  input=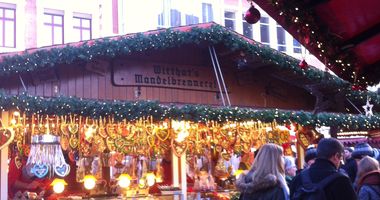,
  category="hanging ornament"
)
[299,59,308,69]
[351,84,361,91]
[0,127,14,151]
[362,97,374,117]
[304,35,310,45]
[27,135,70,178]
[244,4,261,24]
